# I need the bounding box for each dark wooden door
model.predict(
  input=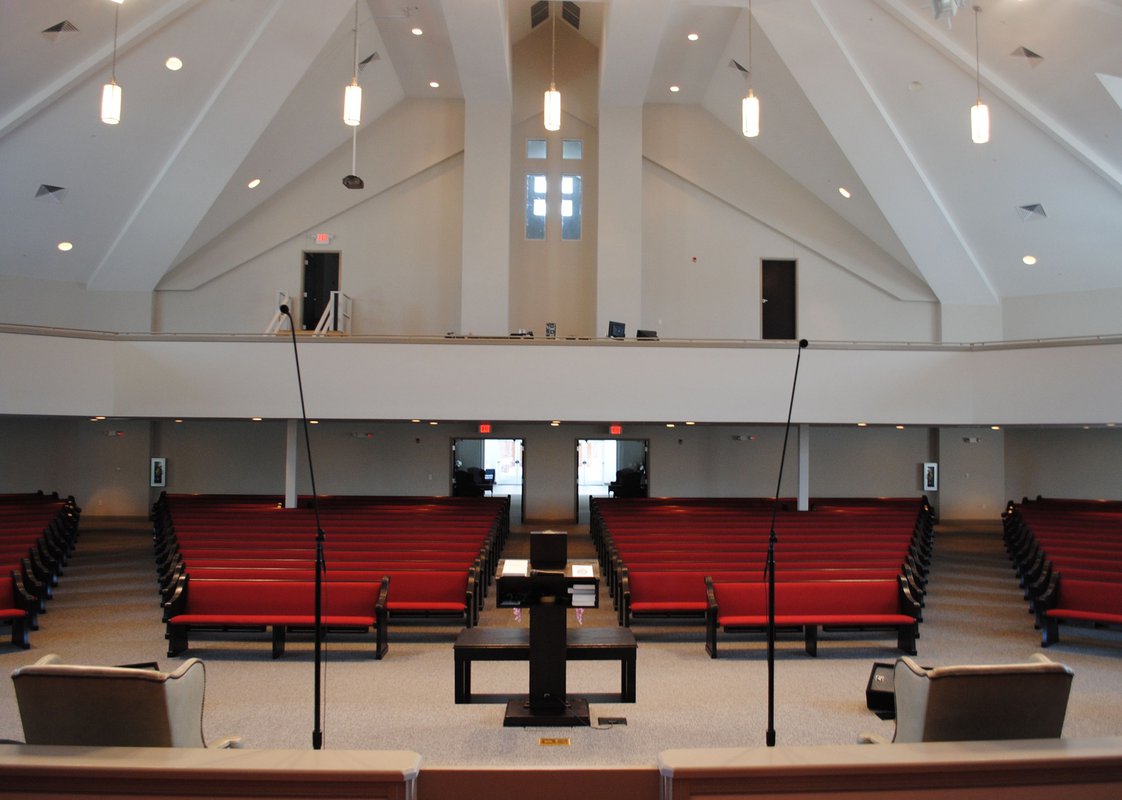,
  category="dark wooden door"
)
[762,259,797,340]
[302,252,339,331]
